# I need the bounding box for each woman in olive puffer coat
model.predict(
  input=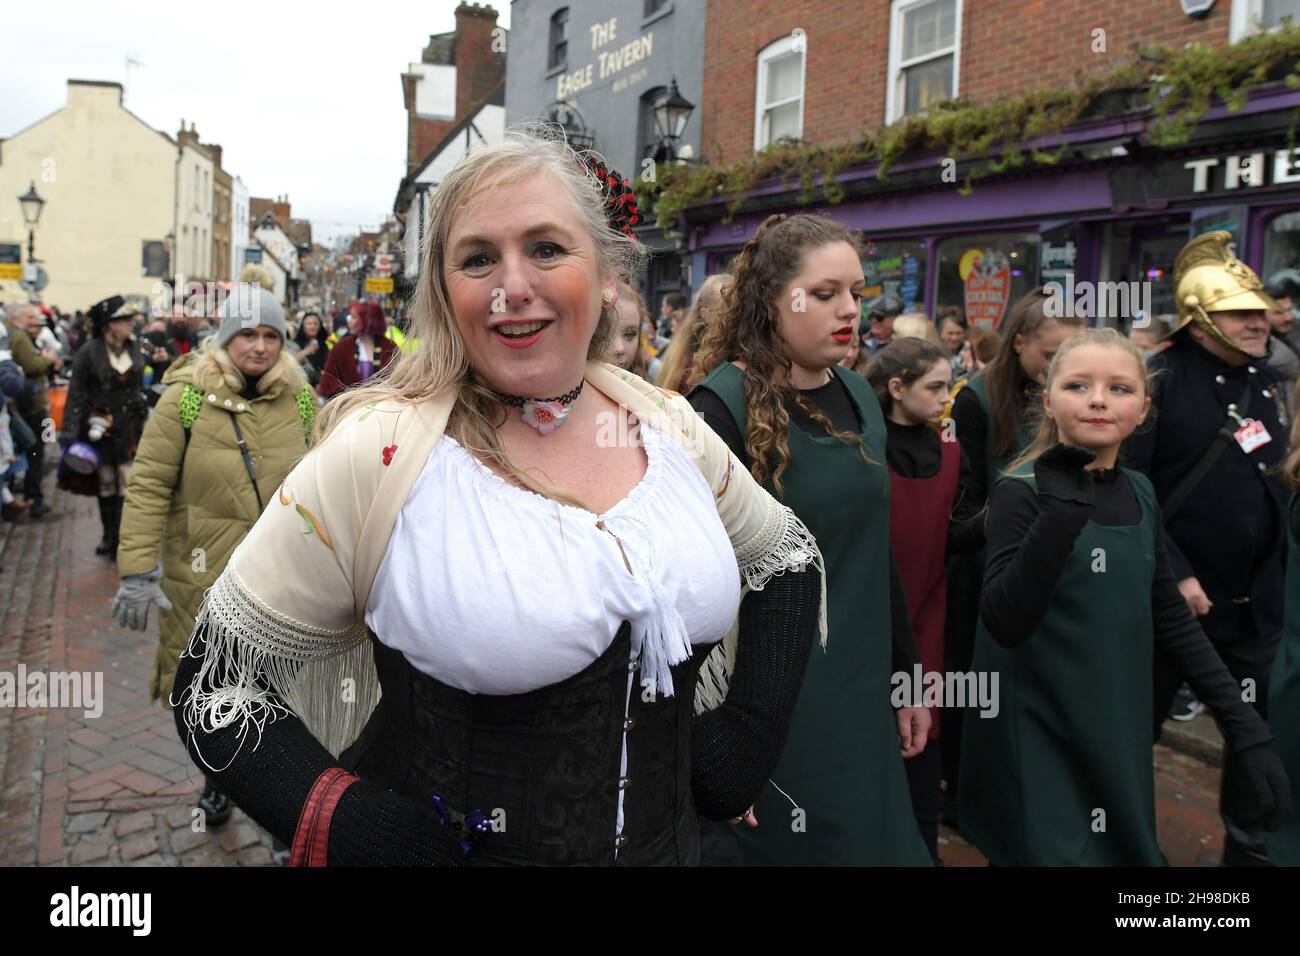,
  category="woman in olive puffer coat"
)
[113,284,316,825]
